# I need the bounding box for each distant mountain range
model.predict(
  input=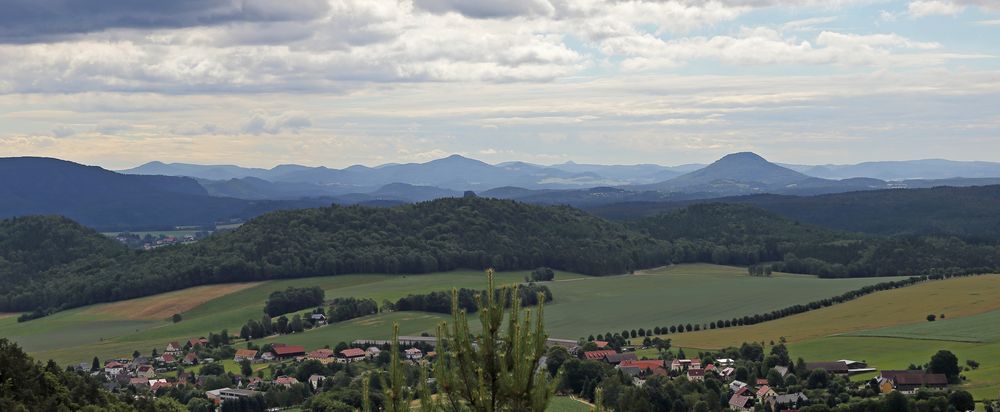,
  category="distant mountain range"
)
[6,153,1000,230]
